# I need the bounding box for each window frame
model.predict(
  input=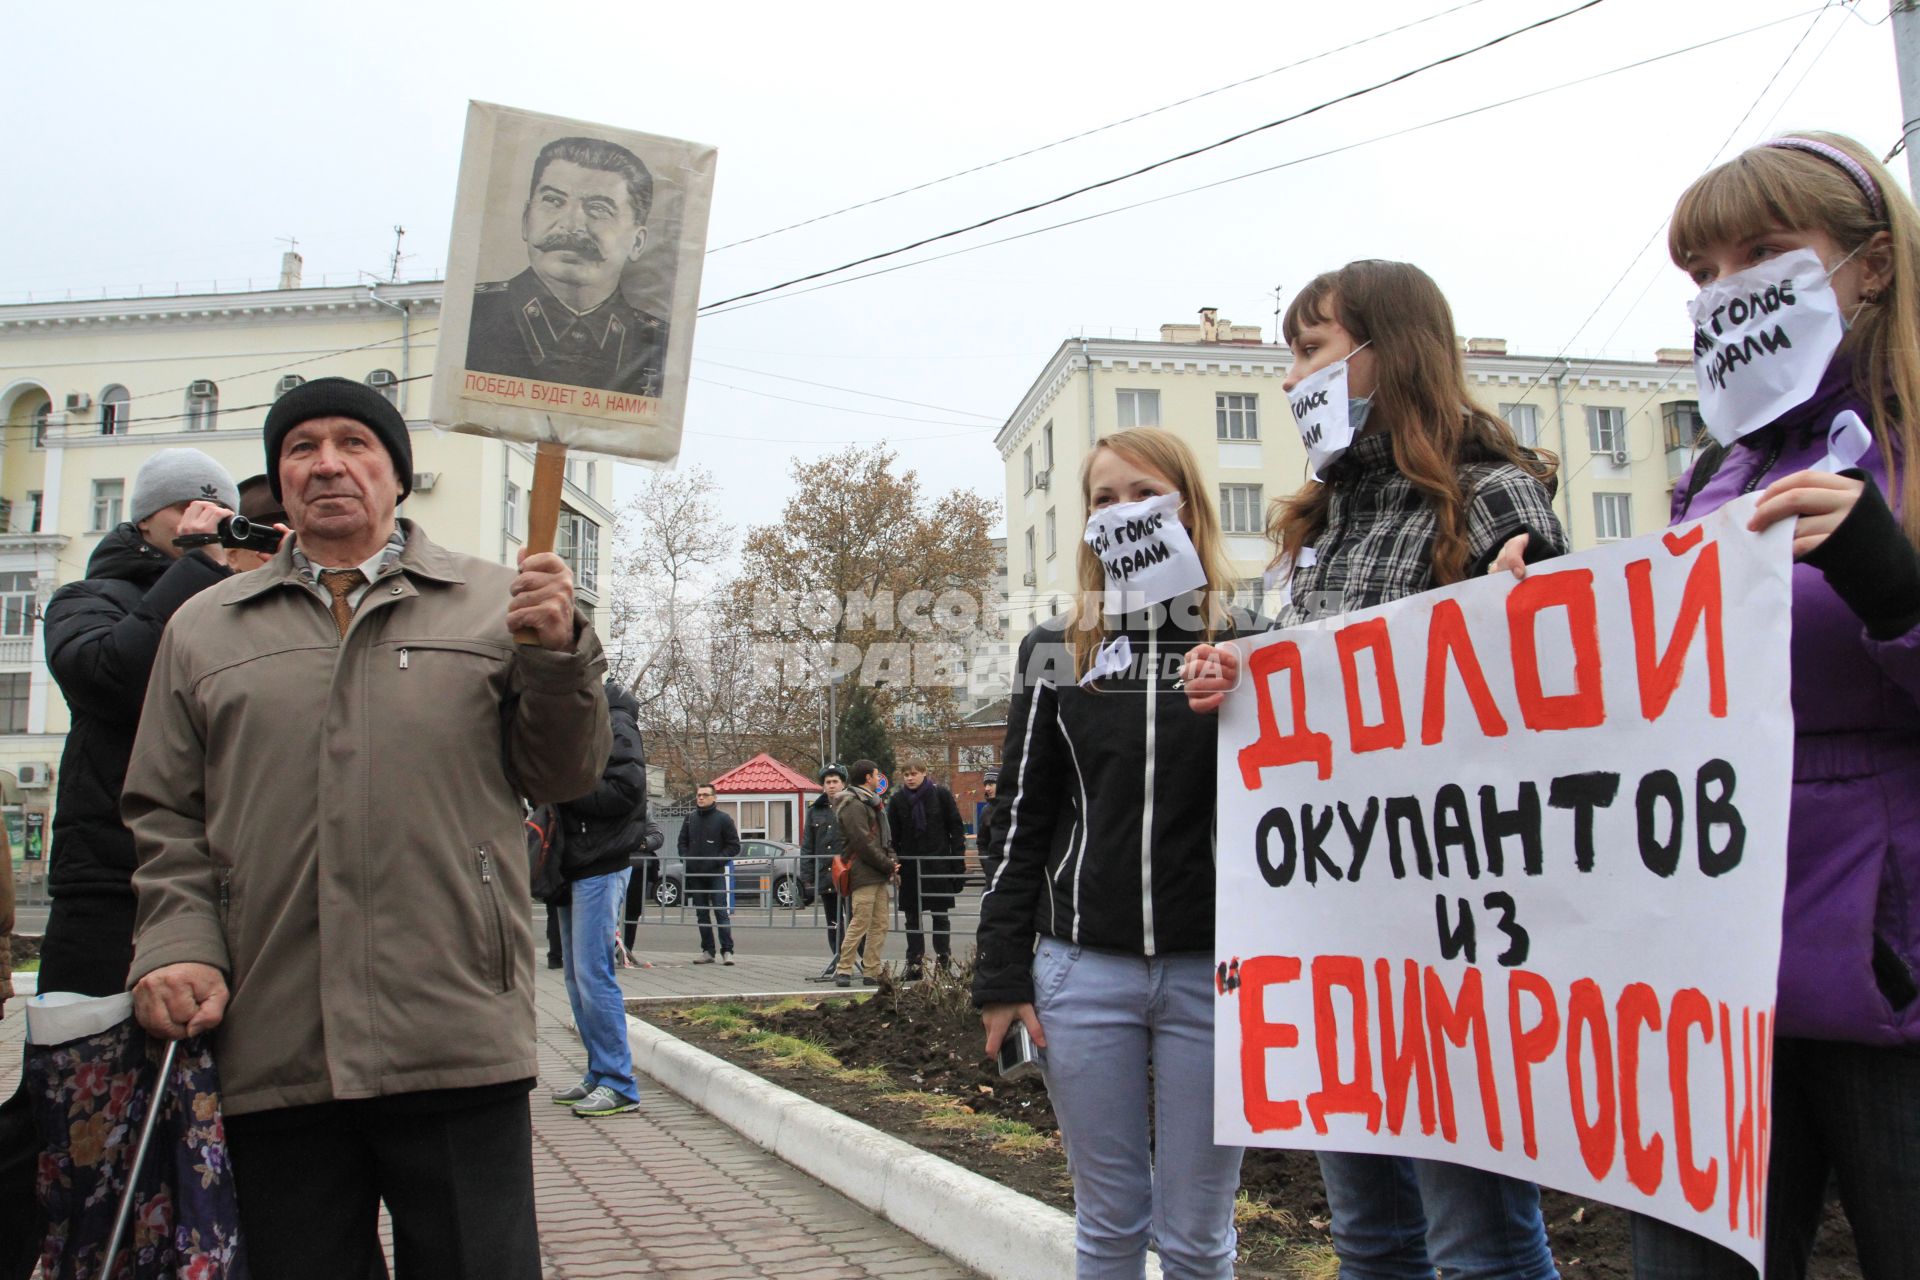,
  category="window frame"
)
[1045,507,1057,559]
[1593,492,1633,542]
[1586,405,1625,456]
[1216,392,1260,441]
[1219,483,1264,534]
[185,382,218,432]
[1662,400,1701,452]
[1116,388,1160,429]
[0,672,28,733]
[100,385,131,436]
[1499,402,1541,448]
[90,479,125,532]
